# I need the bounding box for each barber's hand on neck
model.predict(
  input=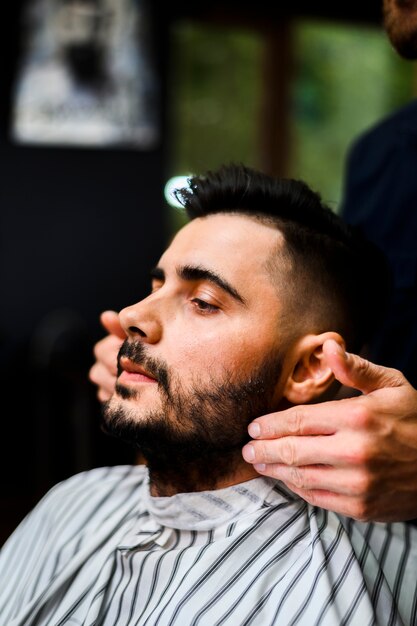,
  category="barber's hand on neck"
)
[242,339,417,523]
